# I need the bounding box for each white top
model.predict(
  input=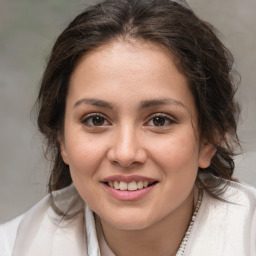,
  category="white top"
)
[0,181,256,256]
